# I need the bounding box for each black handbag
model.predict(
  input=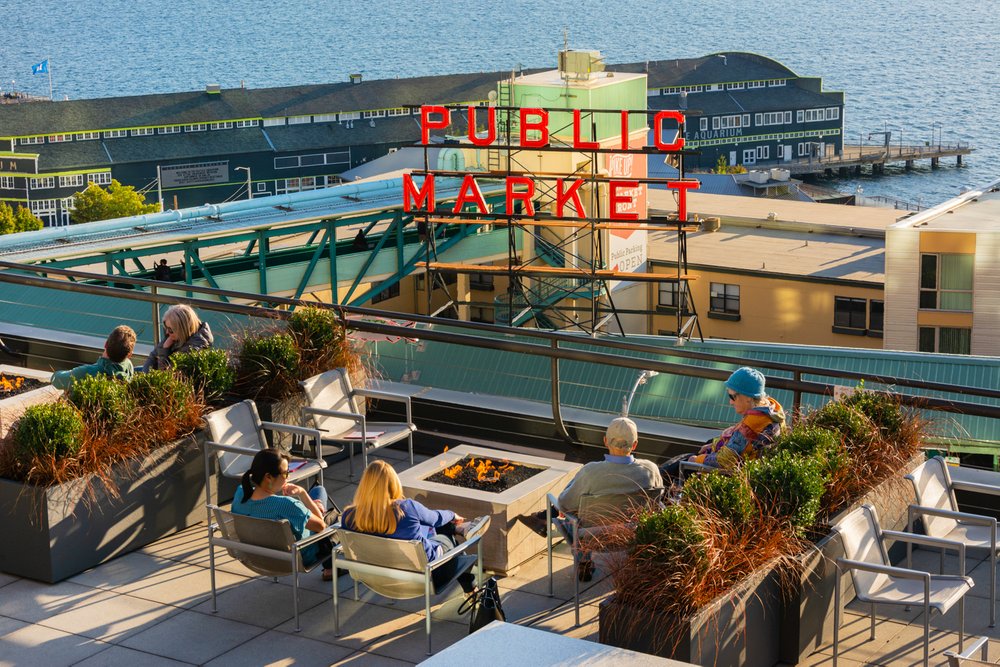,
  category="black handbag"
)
[457,576,506,633]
